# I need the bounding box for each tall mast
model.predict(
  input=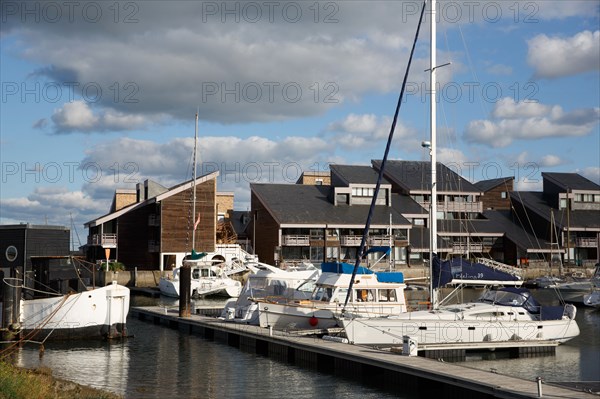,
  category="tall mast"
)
[191,111,198,251]
[429,0,438,309]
